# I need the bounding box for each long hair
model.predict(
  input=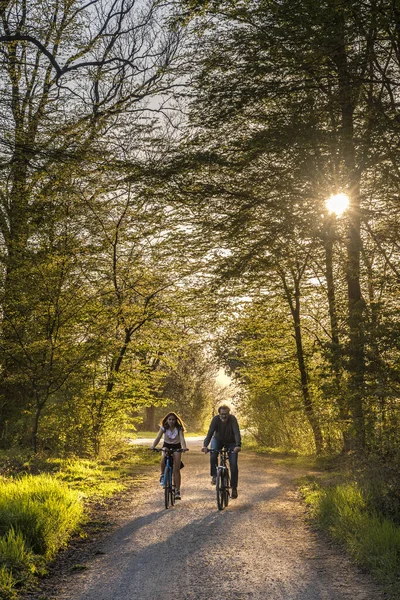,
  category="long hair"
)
[160,412,185,431]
